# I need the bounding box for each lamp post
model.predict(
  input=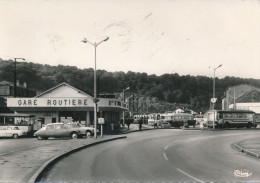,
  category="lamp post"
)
[128,94,134,117]
[212,64,222,129]
[14,58,25,98]
[122,87,130,127]
[82,37,109,138]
